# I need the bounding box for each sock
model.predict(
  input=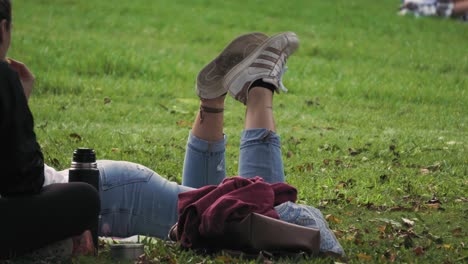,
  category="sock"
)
[249,79,277,93]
